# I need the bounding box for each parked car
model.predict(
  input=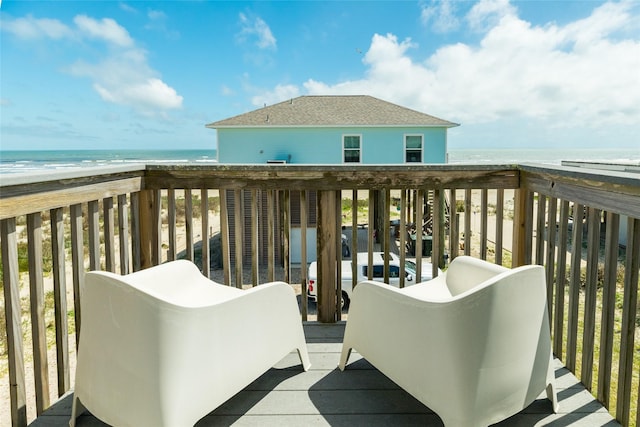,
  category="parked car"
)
[307,252,440,310]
